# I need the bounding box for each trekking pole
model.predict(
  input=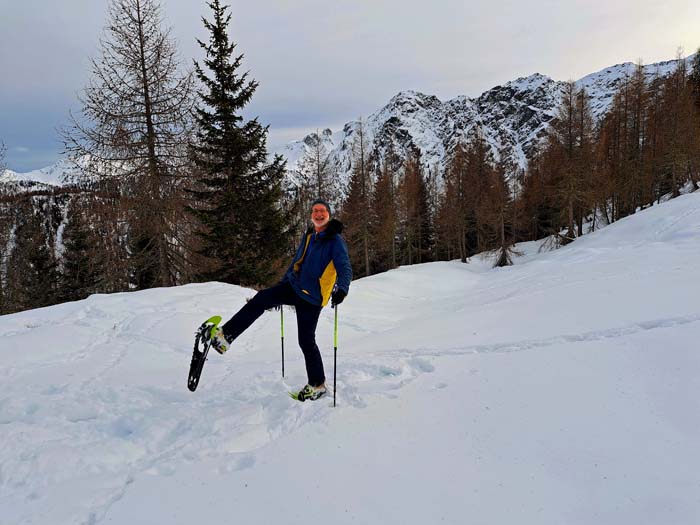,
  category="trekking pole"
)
[280,306,285,378]
[333,304,338,407]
